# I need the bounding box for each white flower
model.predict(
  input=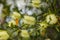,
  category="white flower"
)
[0,30,9,40]
[6,16,12,22]
[21,8,26,14]
[11,11,21,20]
[25,0,31,6]
[6,0,14,5]
[27,10,33,15]
[46,14,58,24]
[23,15,36,25]
[20,30,29,38]
[6,0,14,11]
[16,0,26,10]
[8,20,16,27]
[21,8,33,15]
